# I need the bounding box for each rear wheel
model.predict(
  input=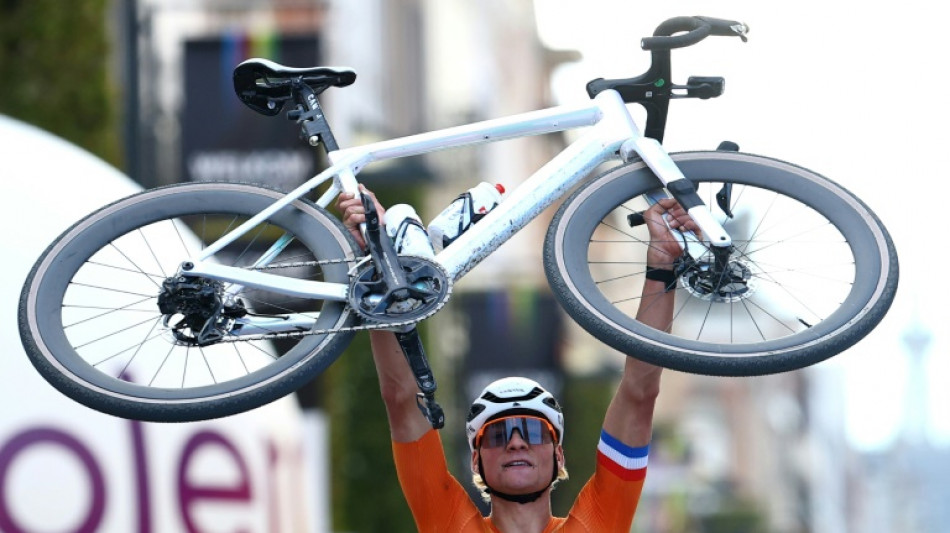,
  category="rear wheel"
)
[19,182,359,421]
[544,151,899,376]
